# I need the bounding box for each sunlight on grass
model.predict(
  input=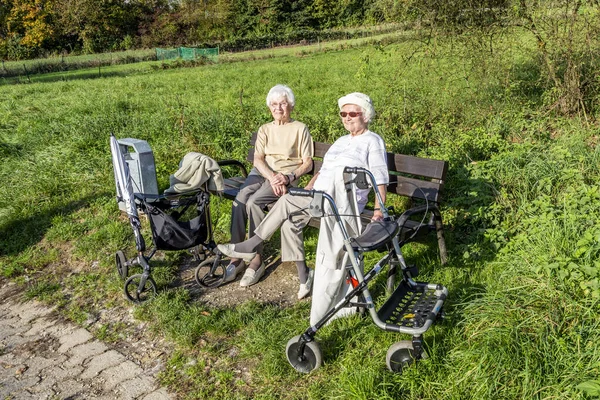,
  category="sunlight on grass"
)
[1,30,600,399]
